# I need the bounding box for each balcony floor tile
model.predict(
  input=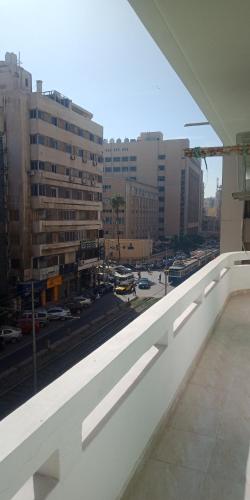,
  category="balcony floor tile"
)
[122,294,250,500]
